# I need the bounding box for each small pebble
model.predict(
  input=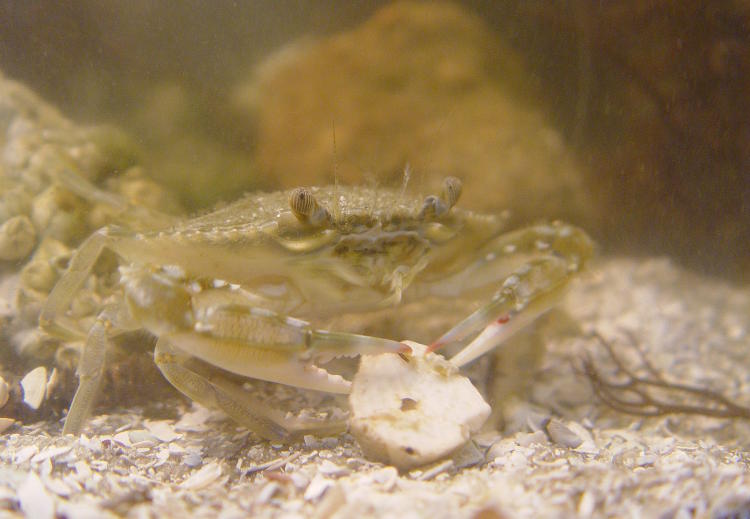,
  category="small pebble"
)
[257,482,280,504]
[183,450,203,467]
[0,214,36,261]
[304,474,333,501]
[545,420,583,449]
[18,472,55,519]
[181,462,222,490]
[318,459,350,477]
